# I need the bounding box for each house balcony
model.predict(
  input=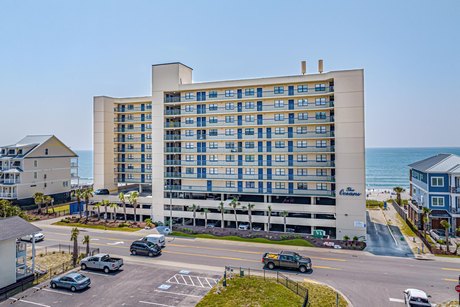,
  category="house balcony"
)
[114,106,152,113]
[0,178,20,184]
[0,192,17,198]
[450,187,460,193]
